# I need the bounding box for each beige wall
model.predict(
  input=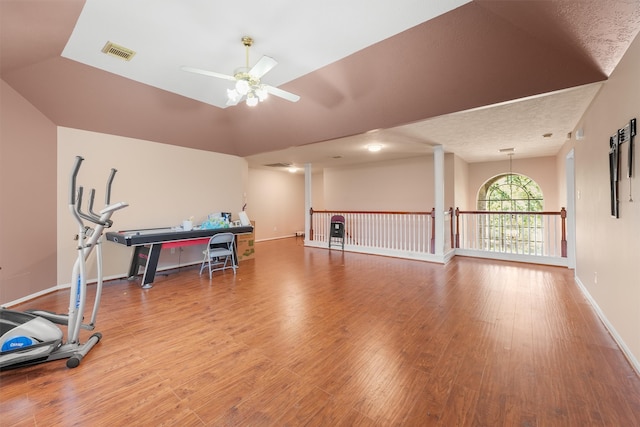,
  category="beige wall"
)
[555,144,572,210]
[323,155,435,212]
[312,170,324,211]
[319,152,563,215]
[568,32,640,363]
[247,168,305,240]
[453,155,470,209]
[444,153,455,210]
[0,79,57,303]
[57,128,248,286]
